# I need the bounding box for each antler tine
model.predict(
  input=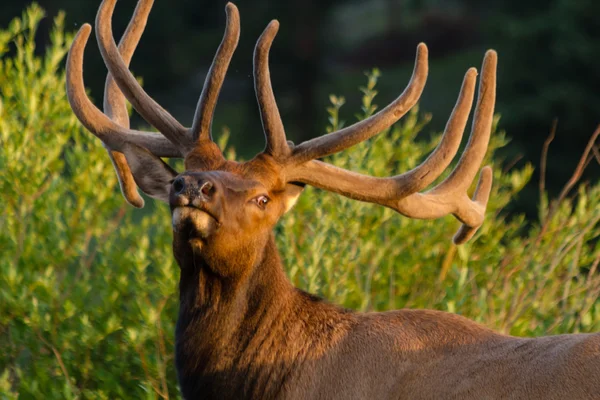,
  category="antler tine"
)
[254,20,290,158]
[190,3,240,142]
[95,0,191,150]
[451,166,493,244]
[66,24,182,158]
[104,0,153,126]
[103,0,154,208]
[290,43,428,164]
